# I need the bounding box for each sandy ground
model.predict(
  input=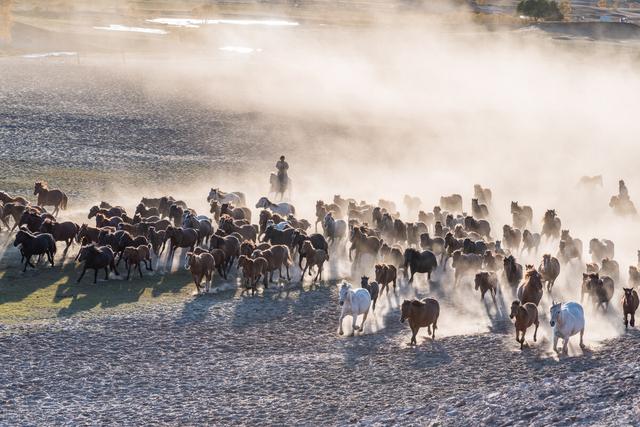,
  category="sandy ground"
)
[2,54,640,425]
[1,270,639,426]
